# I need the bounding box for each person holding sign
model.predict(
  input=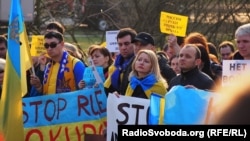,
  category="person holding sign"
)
[30,31,86,94]
[125,50,168,99]
[78,45,113,89]
[168,44,214,91]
